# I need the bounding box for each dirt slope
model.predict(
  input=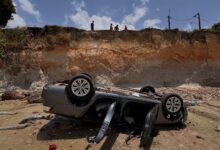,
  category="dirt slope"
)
[0,27,220,90]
